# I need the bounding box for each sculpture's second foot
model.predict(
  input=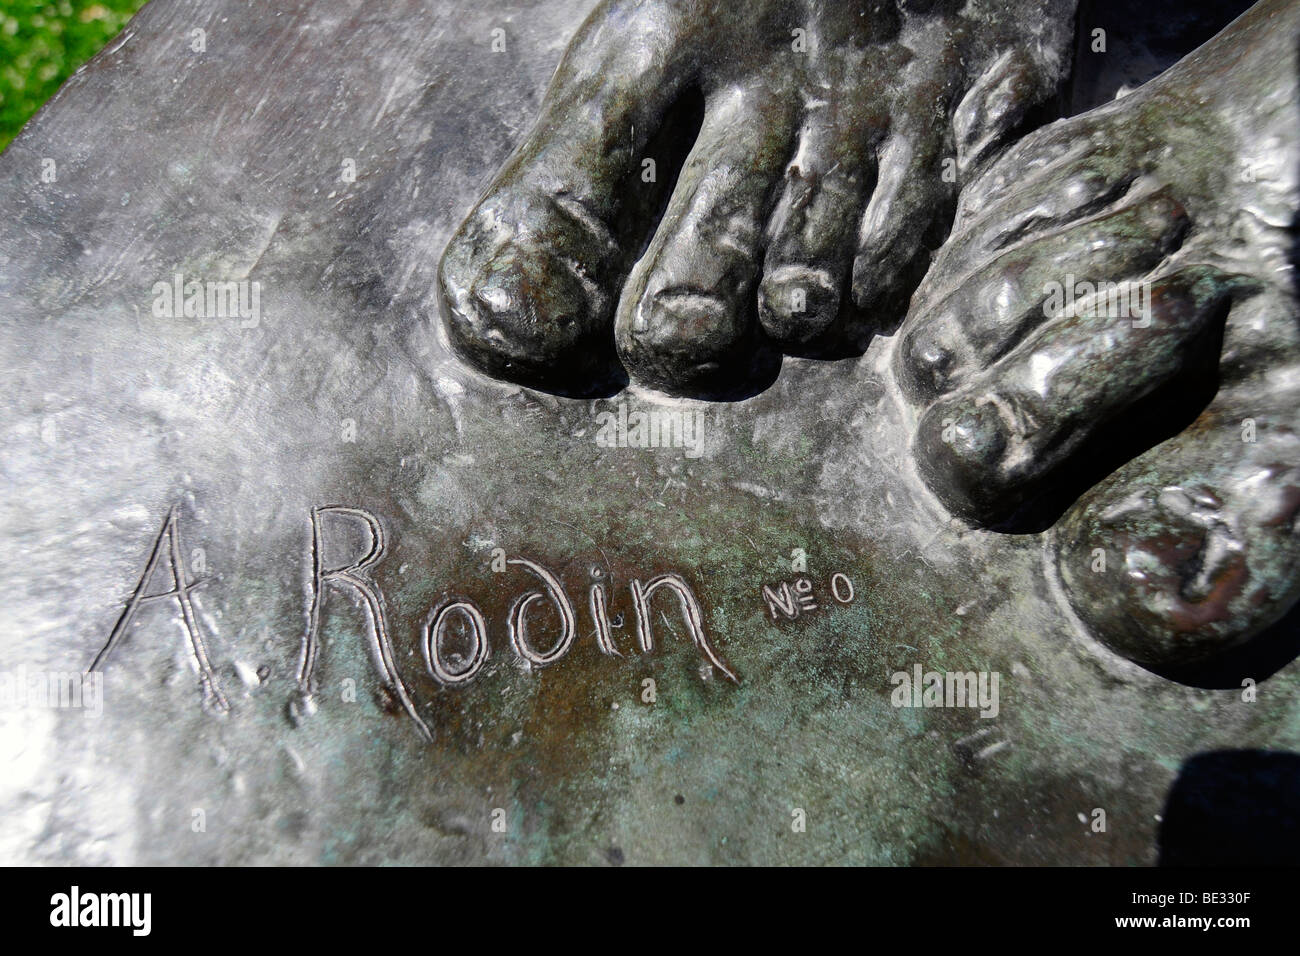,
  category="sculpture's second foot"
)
[895,0,1300,671]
